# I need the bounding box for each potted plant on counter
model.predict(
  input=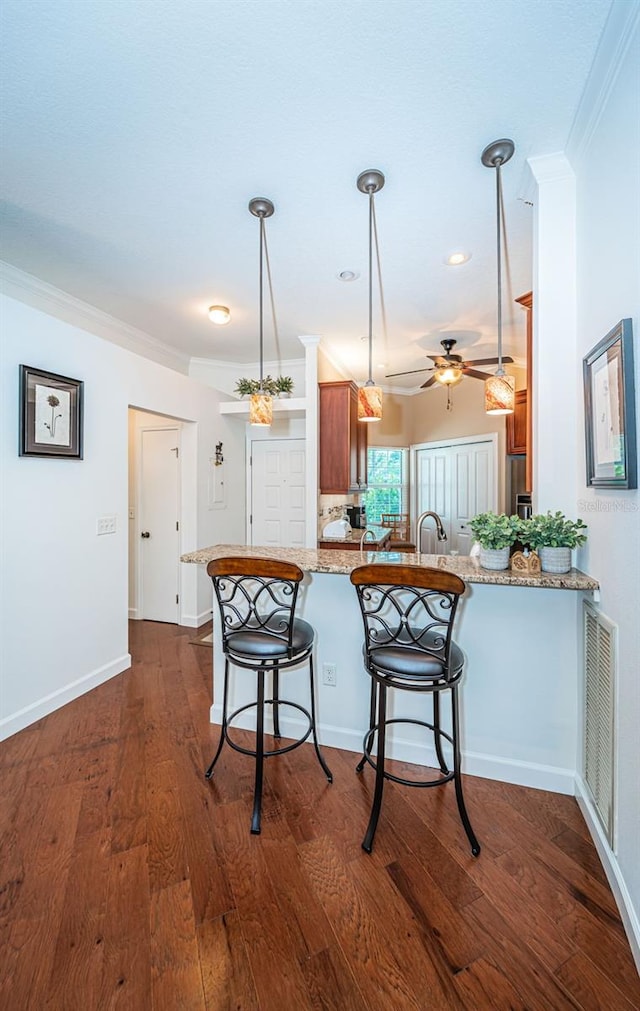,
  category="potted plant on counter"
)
[519,511,588,573]
[468,512,519,570]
